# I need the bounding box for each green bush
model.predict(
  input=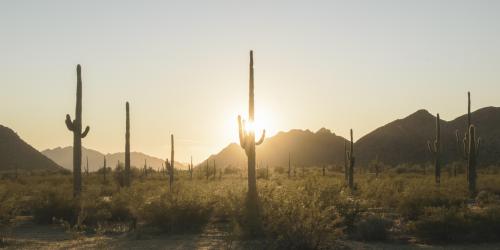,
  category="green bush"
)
[411,206,500,242]
[31,188,77,224]
[139,190,212,233]
[354,215,391,241]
